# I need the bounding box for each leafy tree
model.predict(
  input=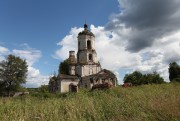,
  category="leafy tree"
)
[151,72,165,84]
[140,72,165,84]
[124,71,143,85]
[0,54,28,96]
[124,71,165,85]
[58,59,69,75]
[169,62,180,82]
